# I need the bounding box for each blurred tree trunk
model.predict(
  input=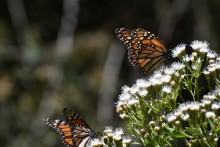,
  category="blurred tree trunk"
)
[97,40,125,122]
[28,0,79,138]
[56,0,79,60]
[192,0,218,49]
[7,0,30,46]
